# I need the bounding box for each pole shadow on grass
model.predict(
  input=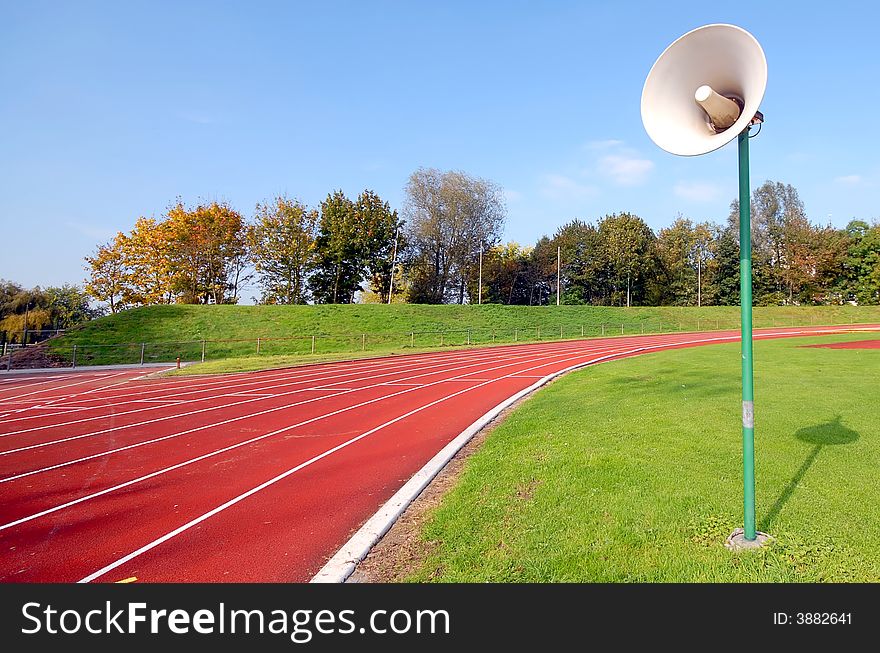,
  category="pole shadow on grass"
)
[759,416,859,532]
